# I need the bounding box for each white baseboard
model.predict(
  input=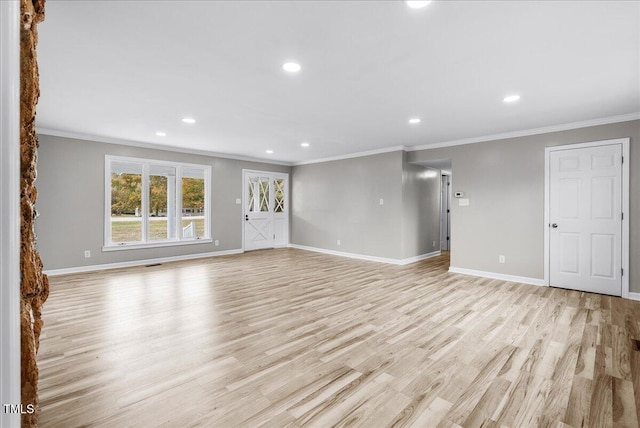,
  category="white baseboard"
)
[289,244,440,266]
[628,292,640,301]
[402,251,442,265]
[448,266,546,287]
[43,249,244,276]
